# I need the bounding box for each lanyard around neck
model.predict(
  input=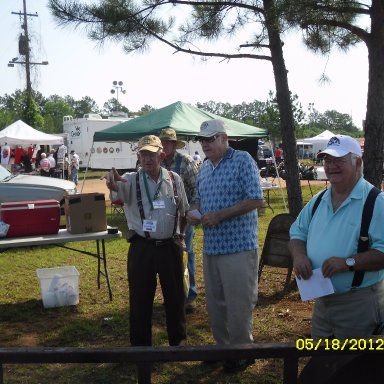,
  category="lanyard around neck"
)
[143,168,164,210]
